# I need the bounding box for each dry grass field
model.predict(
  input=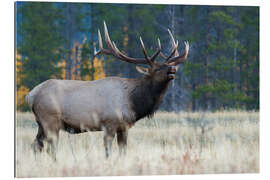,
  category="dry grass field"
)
[15,111,259,177]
